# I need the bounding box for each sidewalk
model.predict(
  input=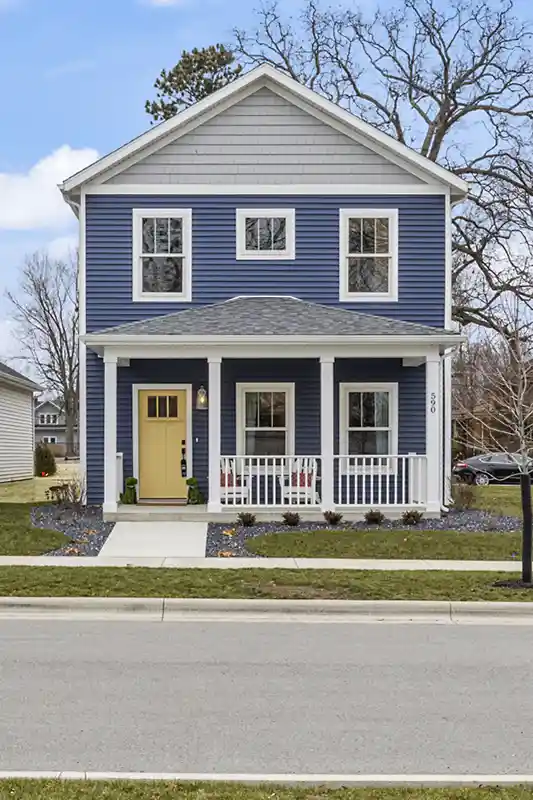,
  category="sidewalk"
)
[0,555,521,570]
